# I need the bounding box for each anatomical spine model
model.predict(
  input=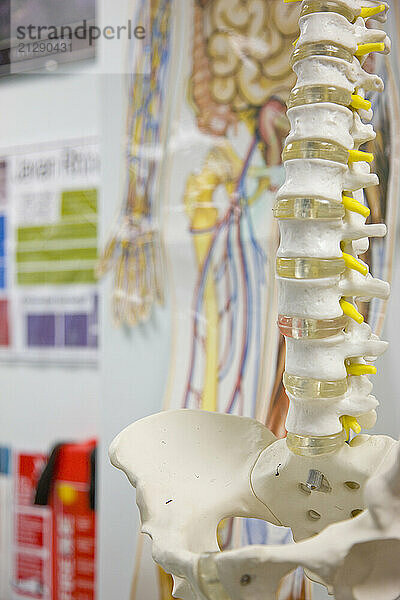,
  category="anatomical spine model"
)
[276,0,390,451]
[110,2,400,599]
